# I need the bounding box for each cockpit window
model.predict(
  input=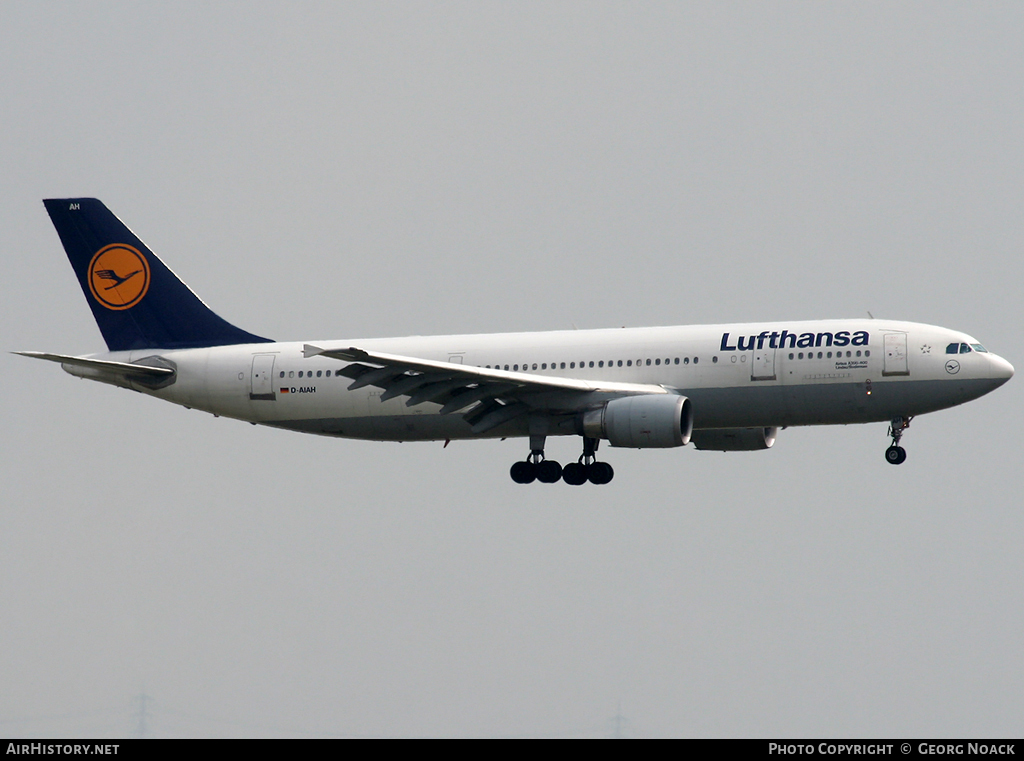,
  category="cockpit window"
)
[971,344,988,353]
[959,343,973,354]
[946,343,959,354]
